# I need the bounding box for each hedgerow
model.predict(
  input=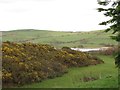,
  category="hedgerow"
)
[2,41,104,87]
